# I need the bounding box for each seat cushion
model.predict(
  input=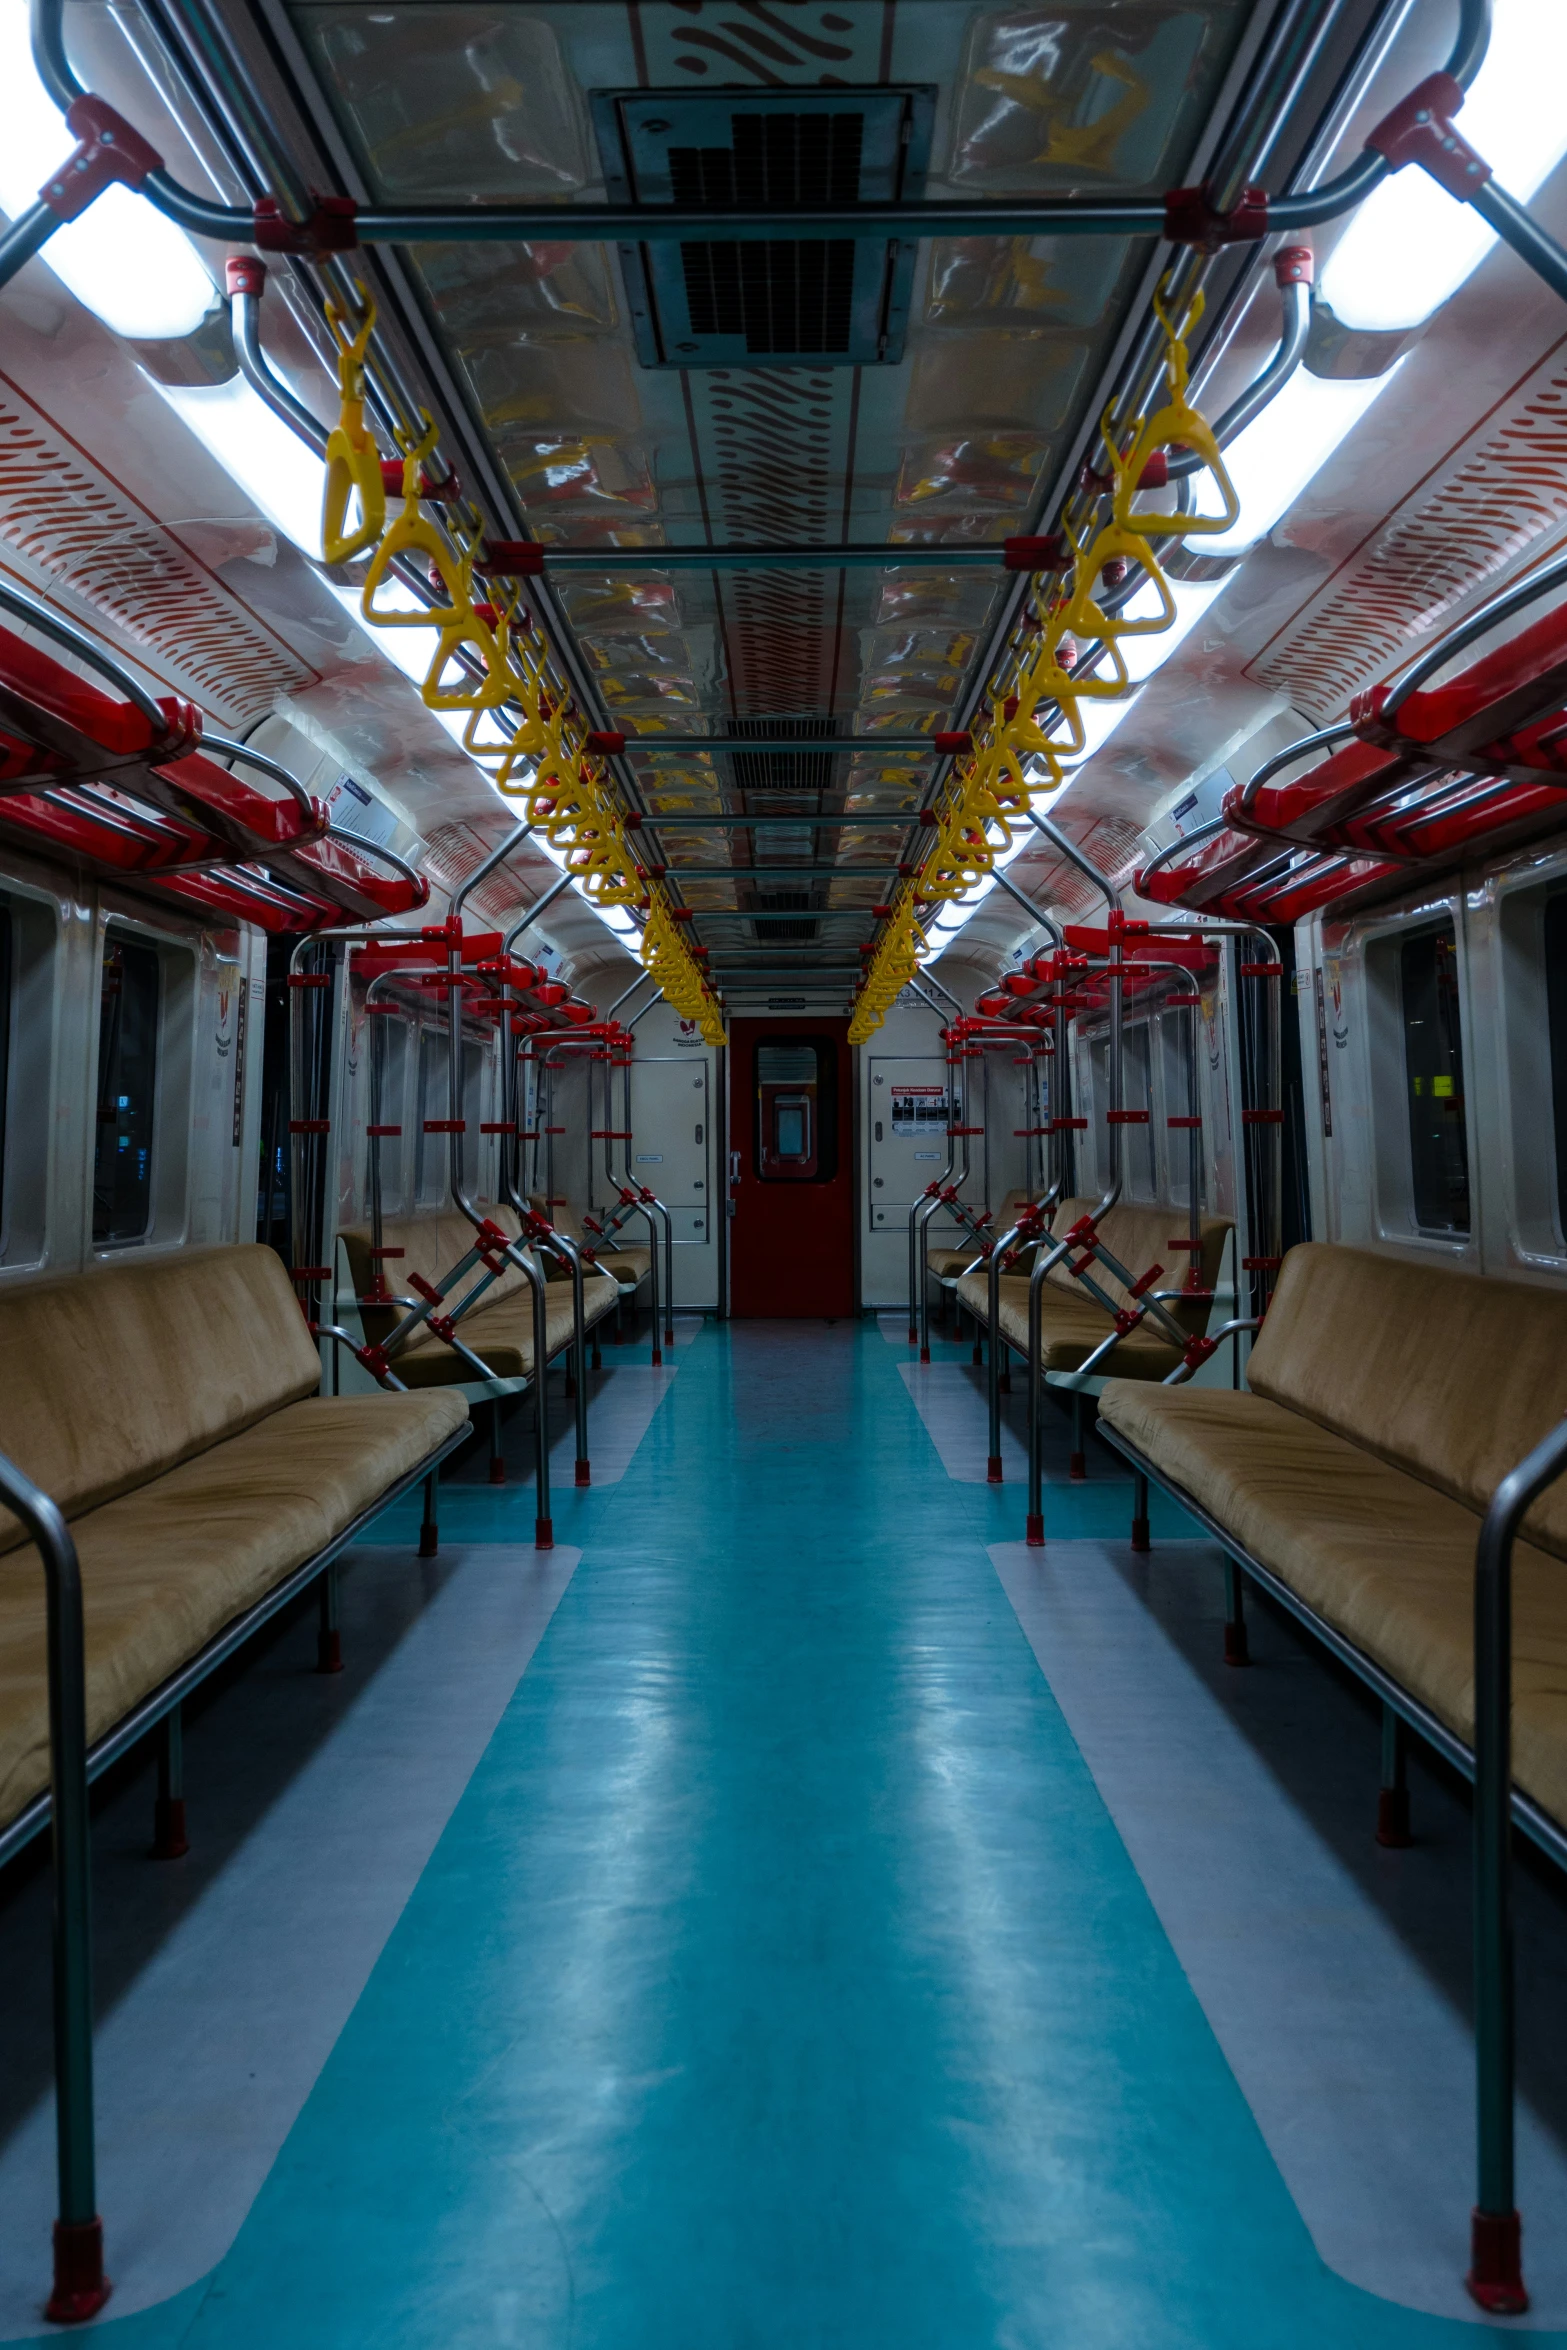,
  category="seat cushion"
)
[1097,1379,1567,1830]
[341,1207,531,1351]
[1247,1243,1567,1556]
[956,1272,1184,1380]
[0,1245,321,1553]
[591,1245,651,1287]
[388,1271,620,1386]
[0,1387,466,1827]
